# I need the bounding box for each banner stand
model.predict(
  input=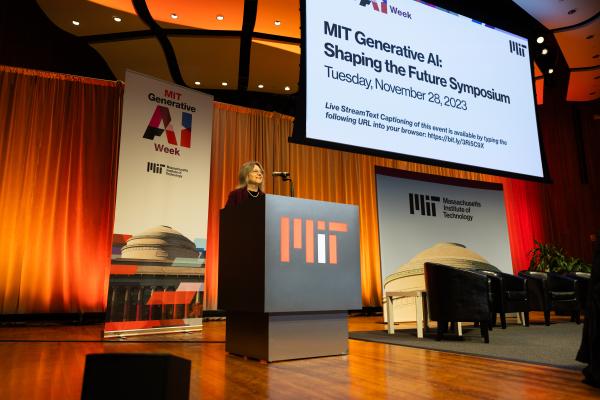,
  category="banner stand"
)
[104,70,213,338]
